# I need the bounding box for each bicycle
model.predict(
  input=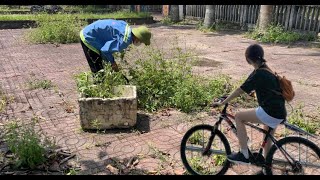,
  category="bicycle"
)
[180,96,320,175]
